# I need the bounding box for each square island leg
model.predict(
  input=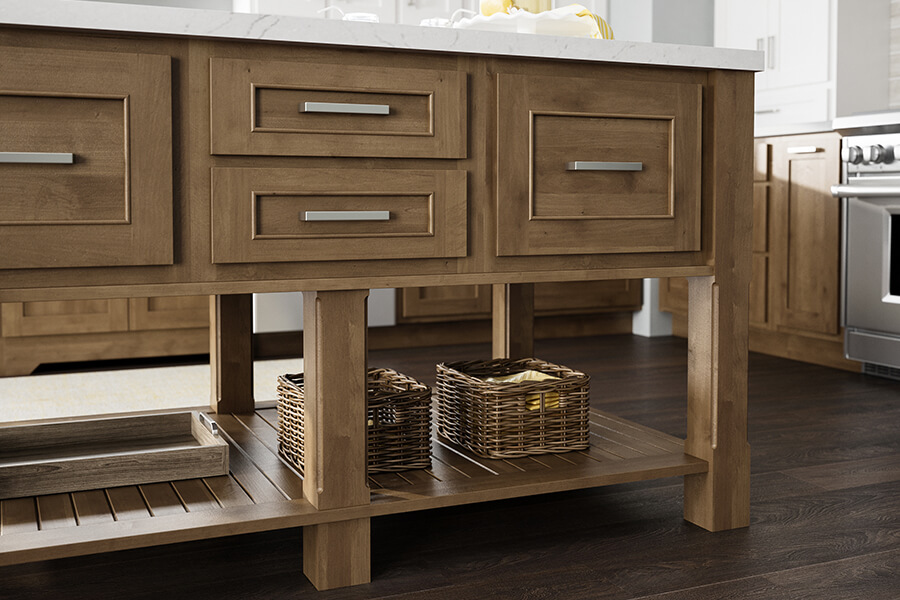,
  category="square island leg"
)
[301,289,372,590]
